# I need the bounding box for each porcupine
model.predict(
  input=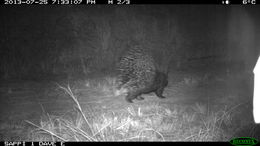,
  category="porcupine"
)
[115,45,168,103]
